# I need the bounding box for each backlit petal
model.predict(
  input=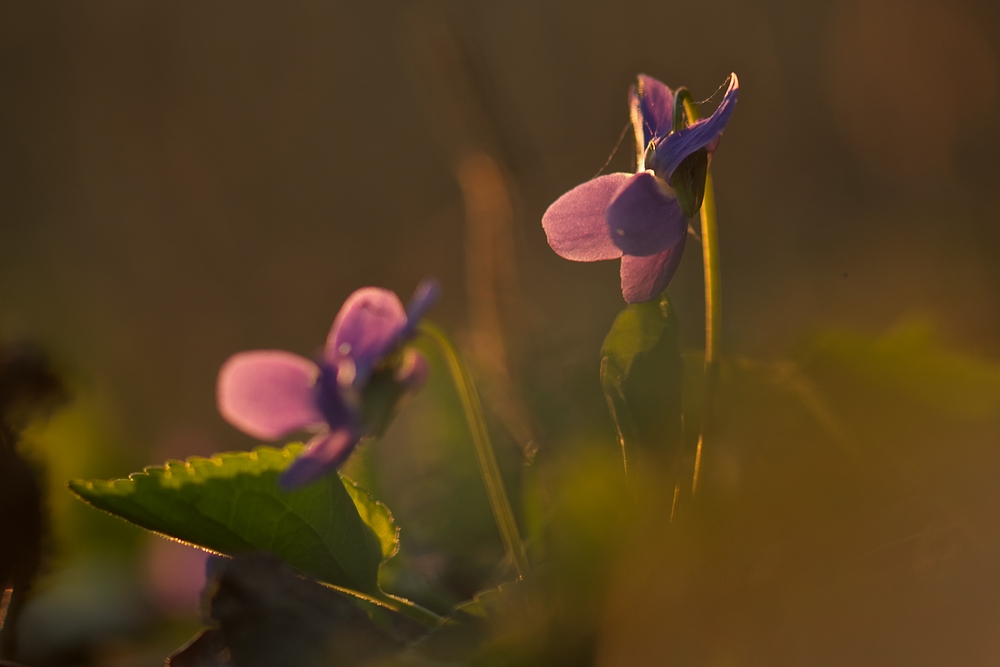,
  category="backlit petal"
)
[217,351,323,440]
[619,233,688,303]
[542,173,629,262]
[652,73,739,182]
[606,172,687,257]
[326,287,407,384]
[629,74,675,153]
